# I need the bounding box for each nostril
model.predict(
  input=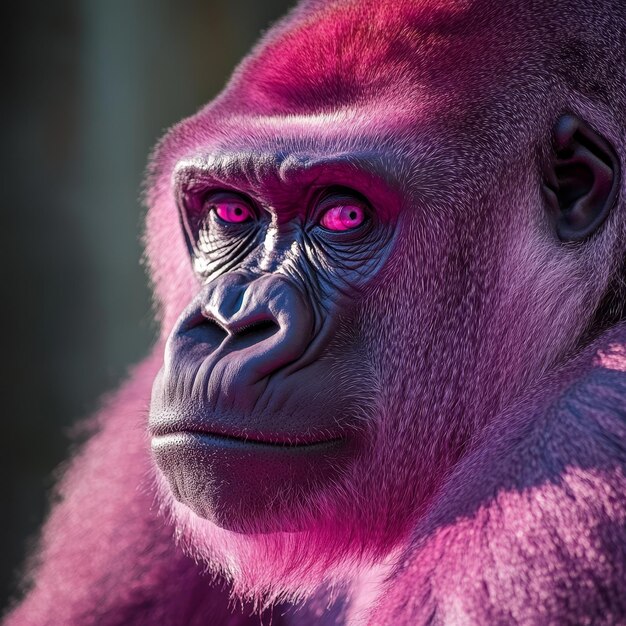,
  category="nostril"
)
[232,319,279,339]
[182,310,229,341]
[204,318,229,335]
[193,318,229,344]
